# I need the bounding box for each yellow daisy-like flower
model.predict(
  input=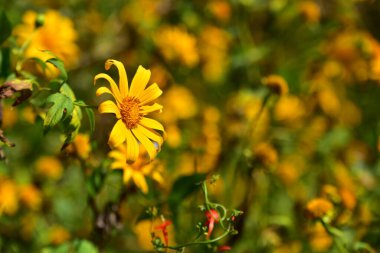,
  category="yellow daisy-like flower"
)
[94,59,165,162]
[109,145,163,194]
[13,10,79,71]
